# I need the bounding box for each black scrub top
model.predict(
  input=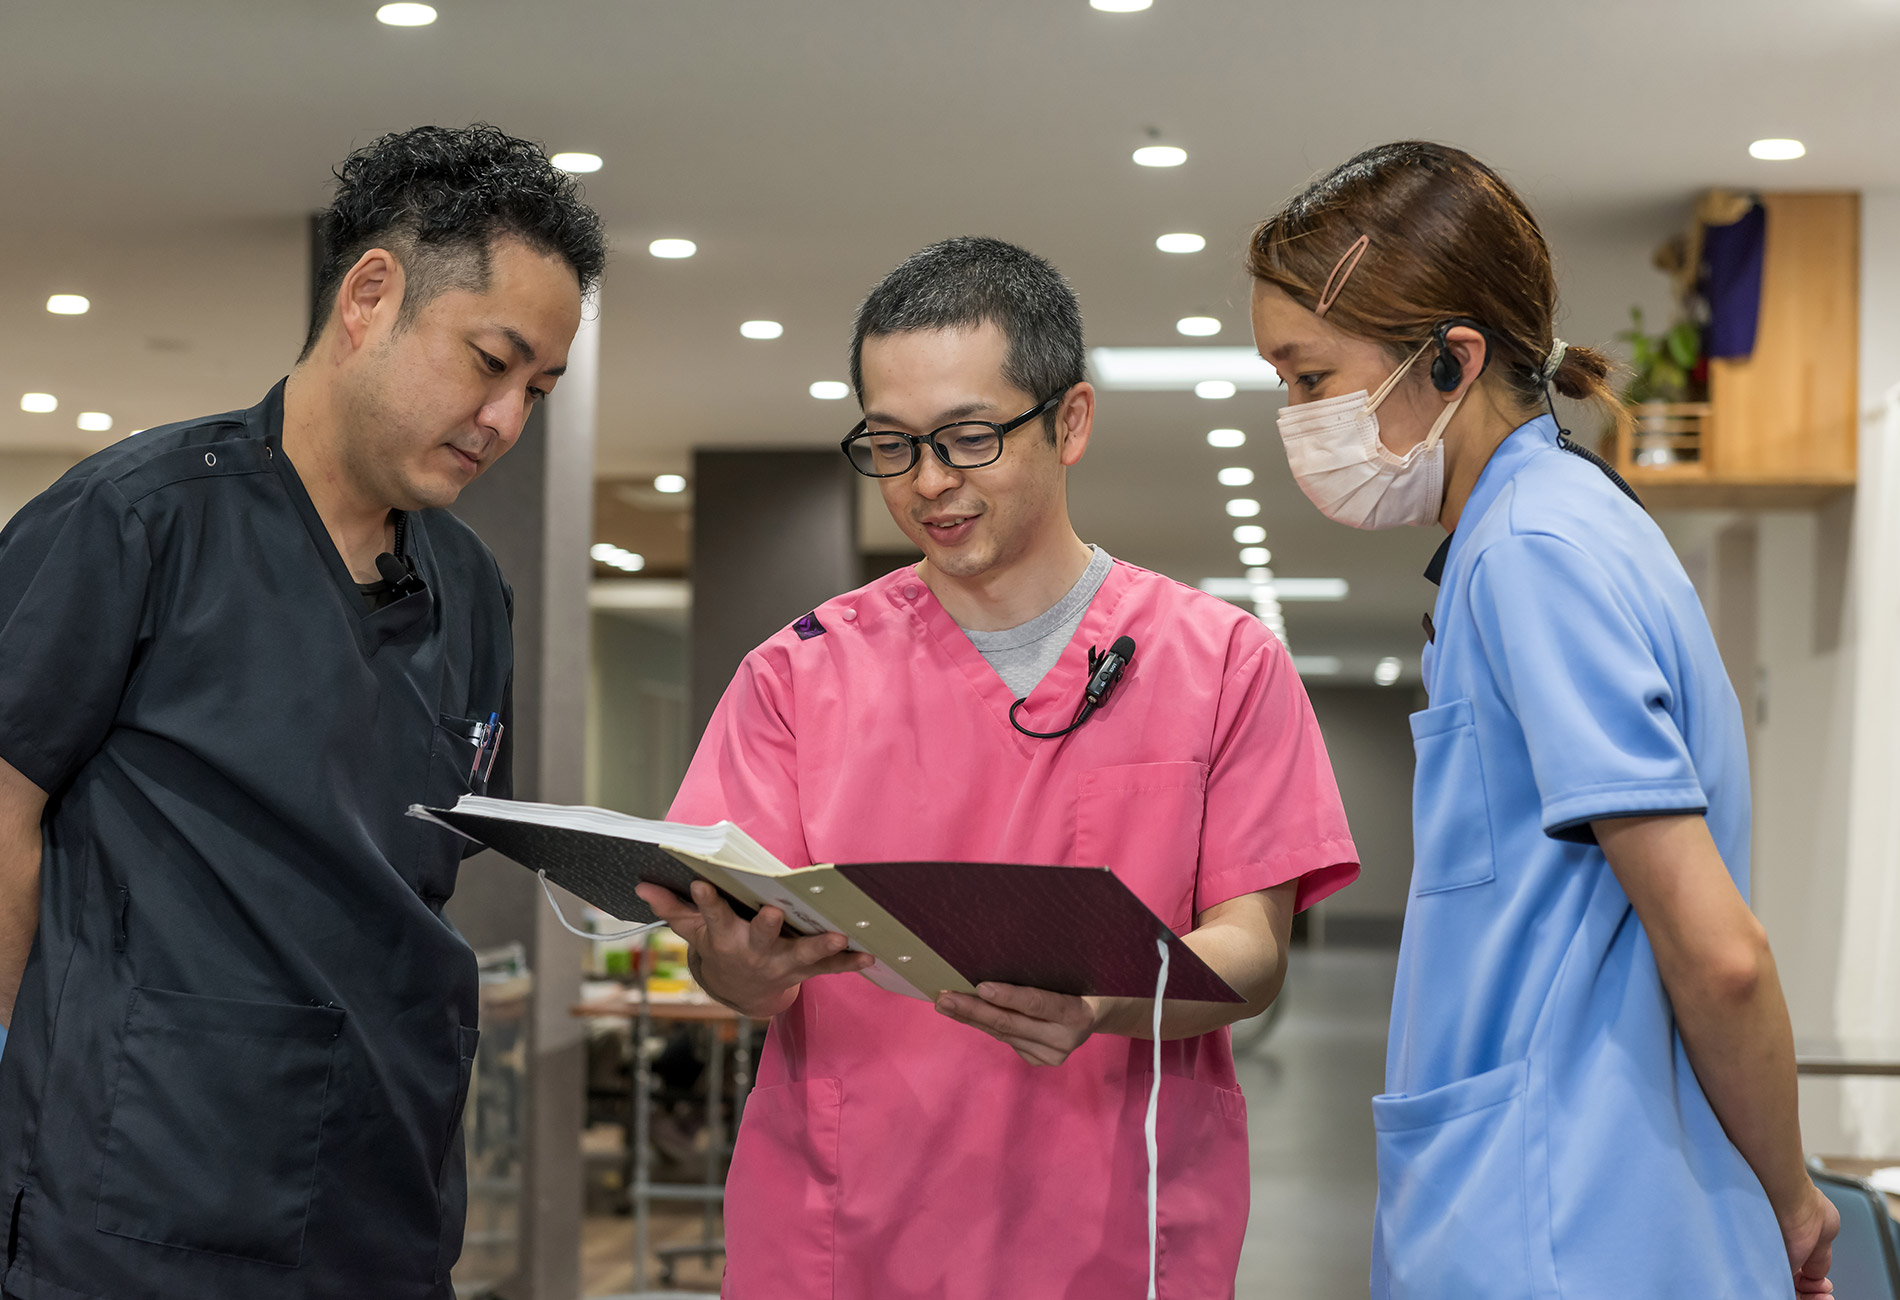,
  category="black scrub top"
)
[0,382,512,1300]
